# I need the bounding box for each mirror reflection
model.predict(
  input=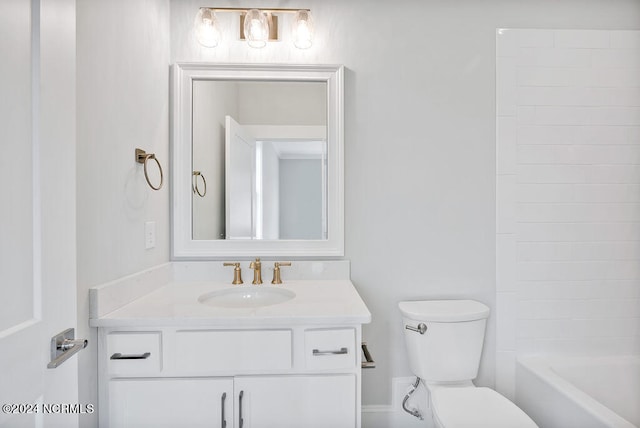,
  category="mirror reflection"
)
[191,80,327,241]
